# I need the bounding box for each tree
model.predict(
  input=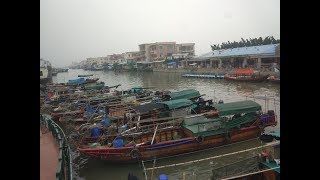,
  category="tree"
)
[210,36,280,50]
[258,37,263,45]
